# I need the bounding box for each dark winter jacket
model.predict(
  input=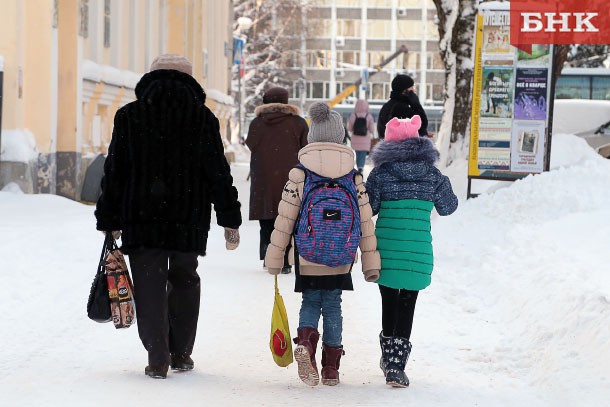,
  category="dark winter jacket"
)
[246,103,308,220]
[365,137,457,290]
[377,91,429,139]
[95,69,242,256]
